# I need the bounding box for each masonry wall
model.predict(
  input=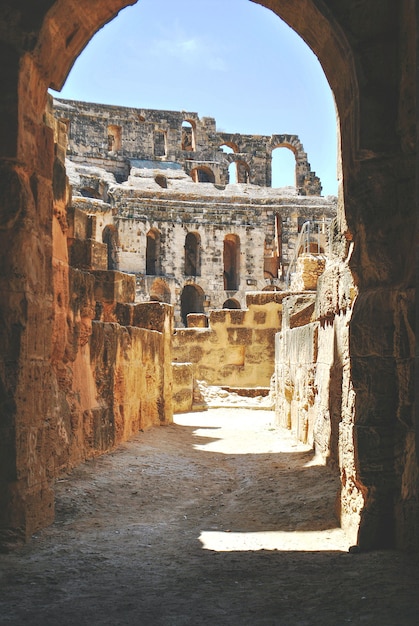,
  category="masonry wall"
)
[53,265,174,476]
[173,292,286,390]
[68,184,335,325]
[55,99,322,194]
